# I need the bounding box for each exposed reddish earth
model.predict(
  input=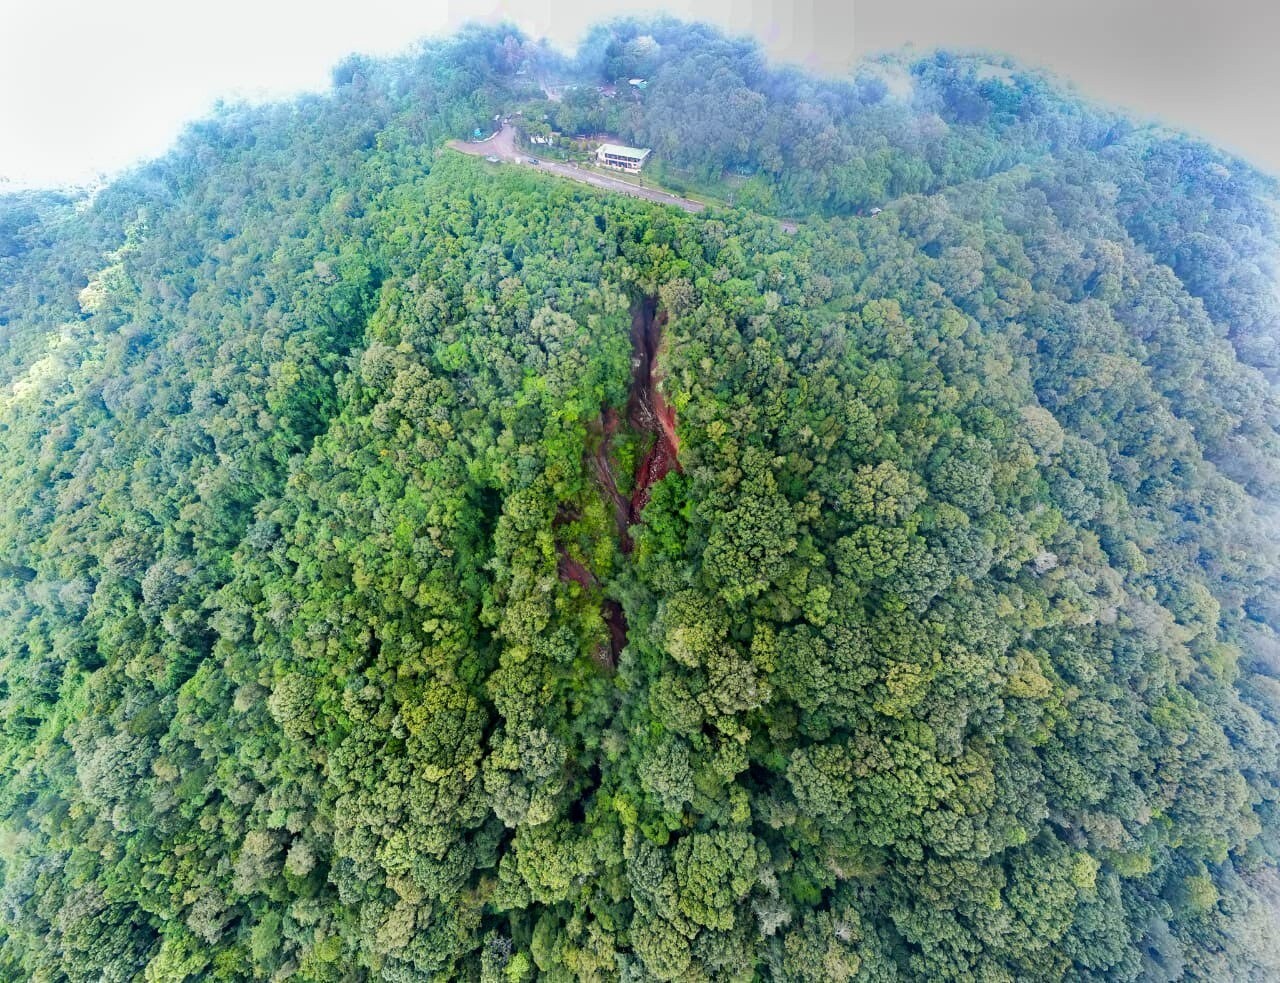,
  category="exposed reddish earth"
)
[555,295,680,669]
[556,544,625,670]
[625,299,681,521]
[600,600,628,669]
[556,547,597,590]
[588,406,632,551]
